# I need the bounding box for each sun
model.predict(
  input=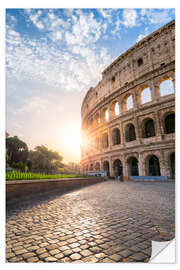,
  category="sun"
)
[63,125,81,156]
